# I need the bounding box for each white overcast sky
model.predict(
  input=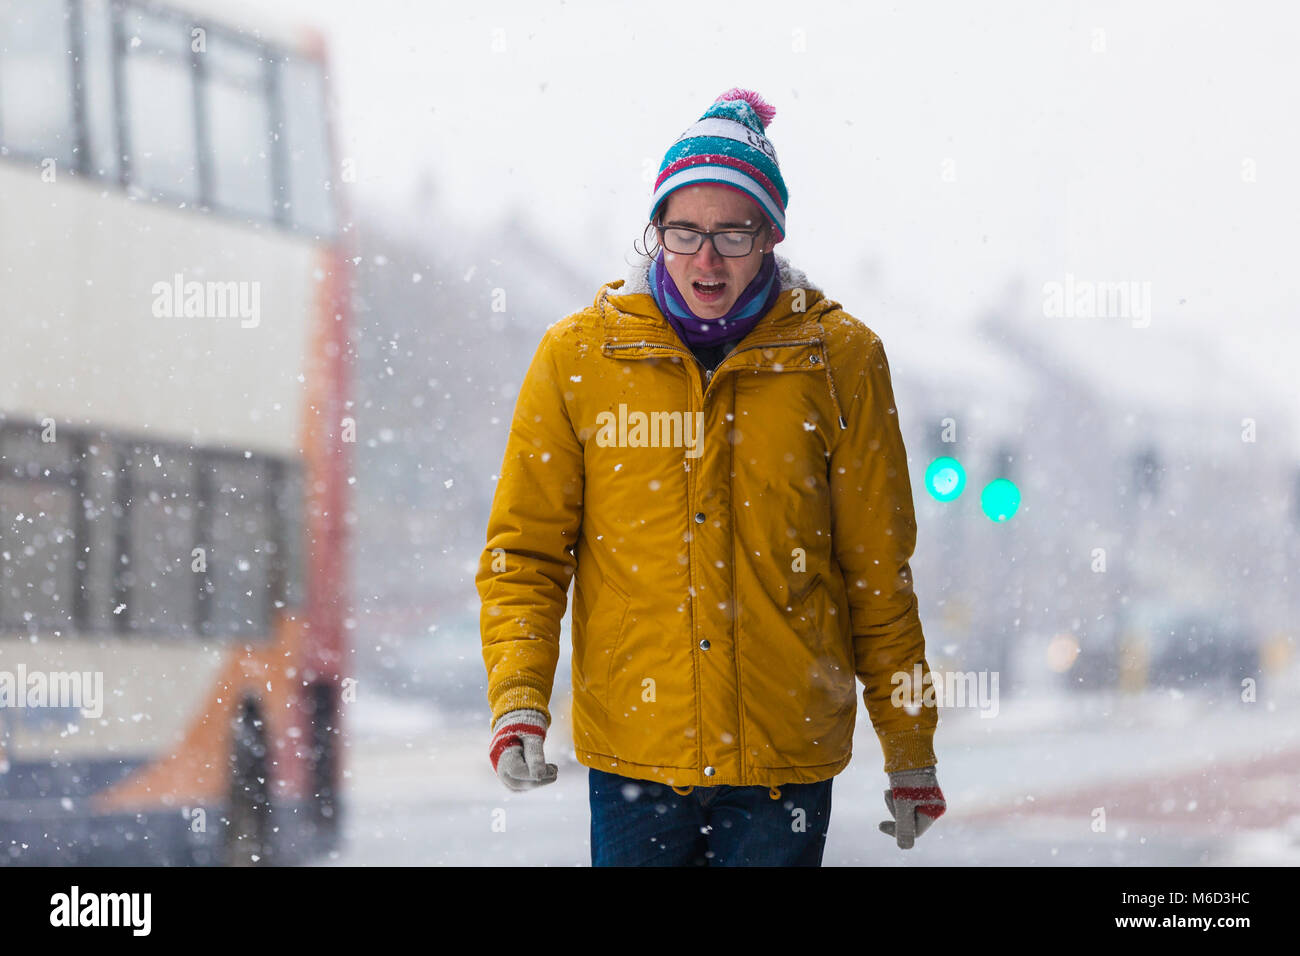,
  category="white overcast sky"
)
[257,0,1300,423]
